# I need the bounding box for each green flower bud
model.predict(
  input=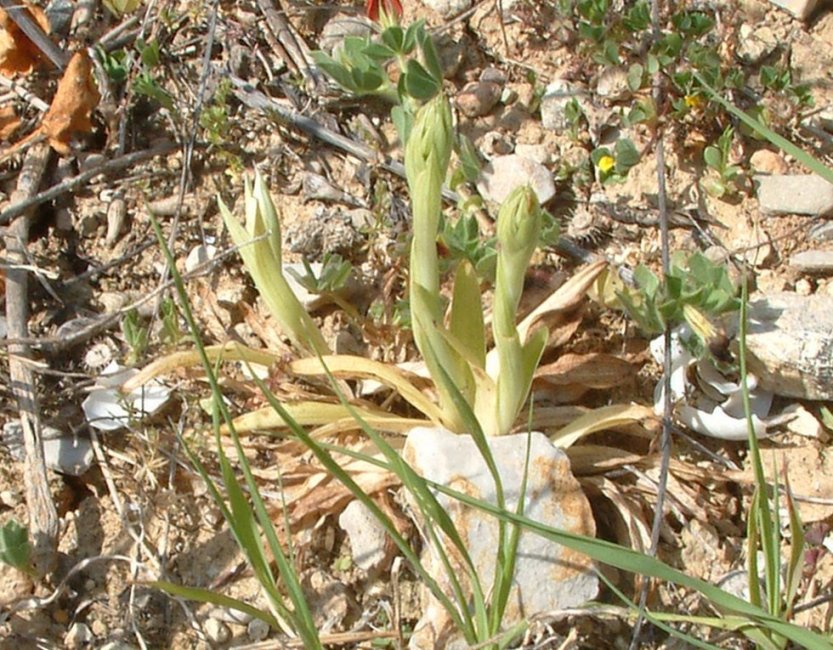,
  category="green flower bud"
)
[494,185,542,336]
